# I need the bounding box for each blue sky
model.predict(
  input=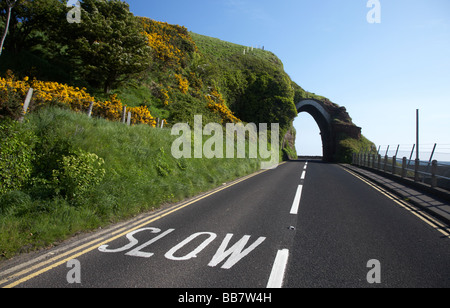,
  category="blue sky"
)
[126,0,450,160]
